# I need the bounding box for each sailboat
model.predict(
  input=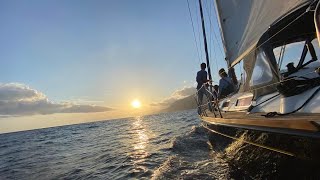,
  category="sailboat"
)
[196,0,320,159]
